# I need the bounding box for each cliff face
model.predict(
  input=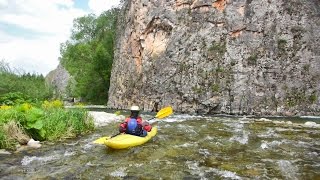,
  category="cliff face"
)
[107,0,320,115]
[45,64,70,98]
